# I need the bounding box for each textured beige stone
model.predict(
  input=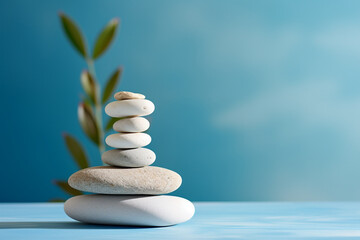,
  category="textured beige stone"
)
[114,91,145,100]
[68,166,182,194]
